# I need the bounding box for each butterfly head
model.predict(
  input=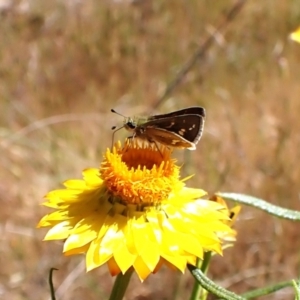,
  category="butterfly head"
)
[123,117,137,132]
